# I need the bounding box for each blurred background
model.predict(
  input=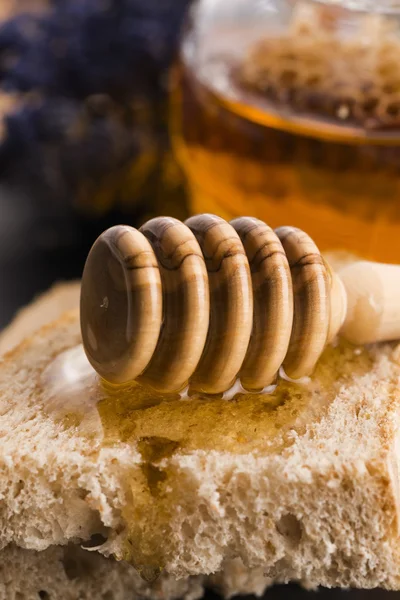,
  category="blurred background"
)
[1,1,400,597]
[0,0,192,327]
